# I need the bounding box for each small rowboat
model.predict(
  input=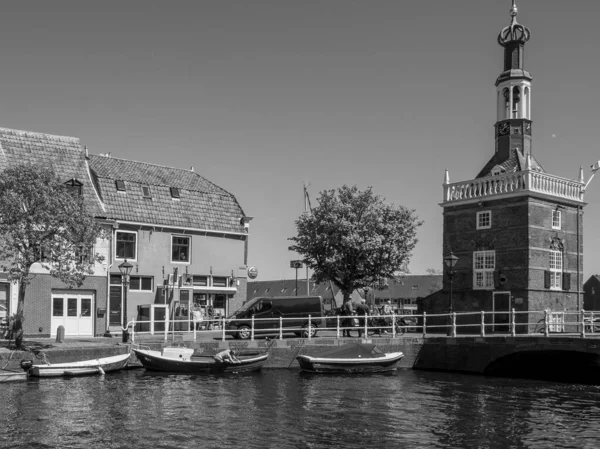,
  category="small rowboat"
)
[296,343,404,374]
[21,353,131,378]
[133,347,268,374]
